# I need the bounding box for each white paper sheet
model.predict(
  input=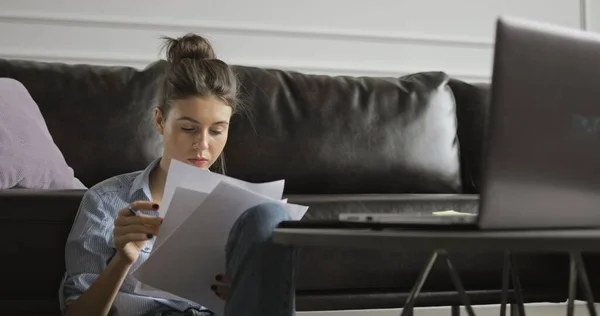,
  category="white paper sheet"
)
[132,158,286,295]
[132,188,289,292]
[155,187,209,249]
[132,187,209,299]
[157,190,289,252]
[132,280,197,303]
[159,160,285,219]
[134,181,308,315]
[133,192,294,295]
